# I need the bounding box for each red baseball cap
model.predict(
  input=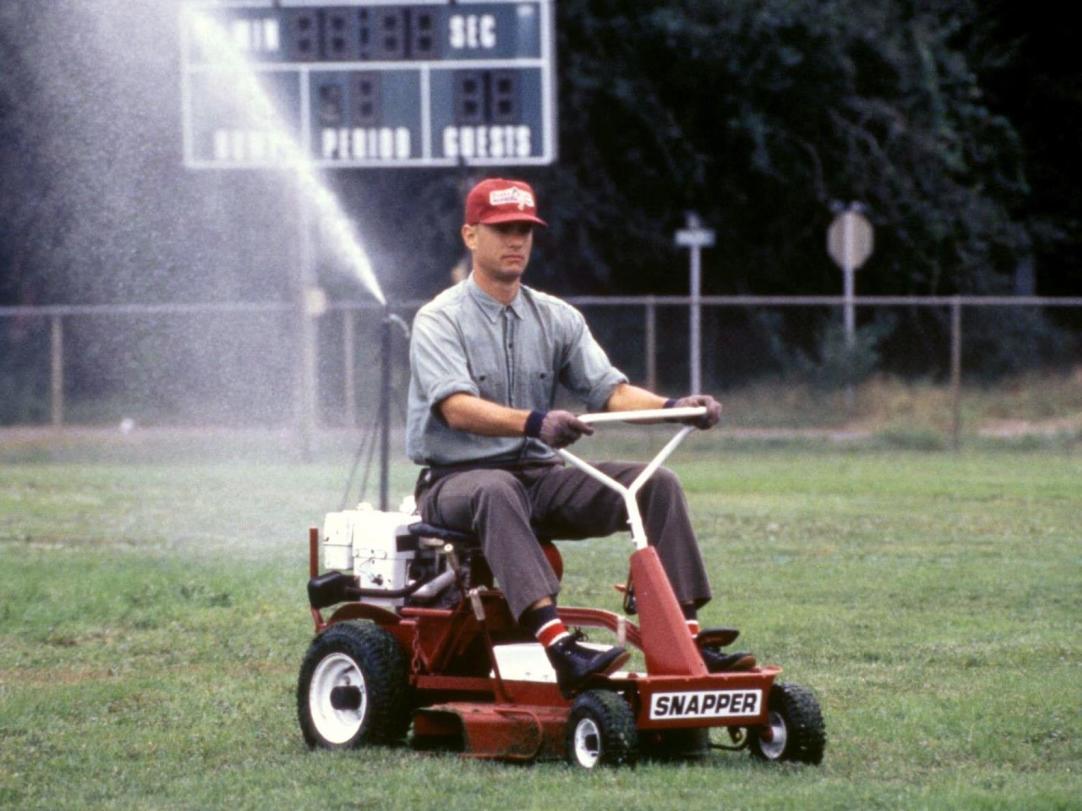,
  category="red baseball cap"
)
[464,178,548,227]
